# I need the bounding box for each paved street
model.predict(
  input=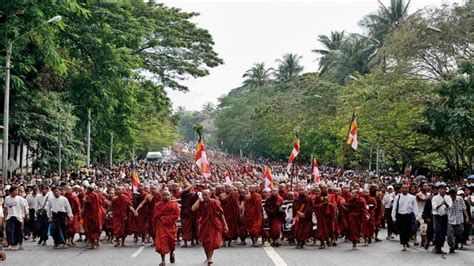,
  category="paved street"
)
[5,229,474,266]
